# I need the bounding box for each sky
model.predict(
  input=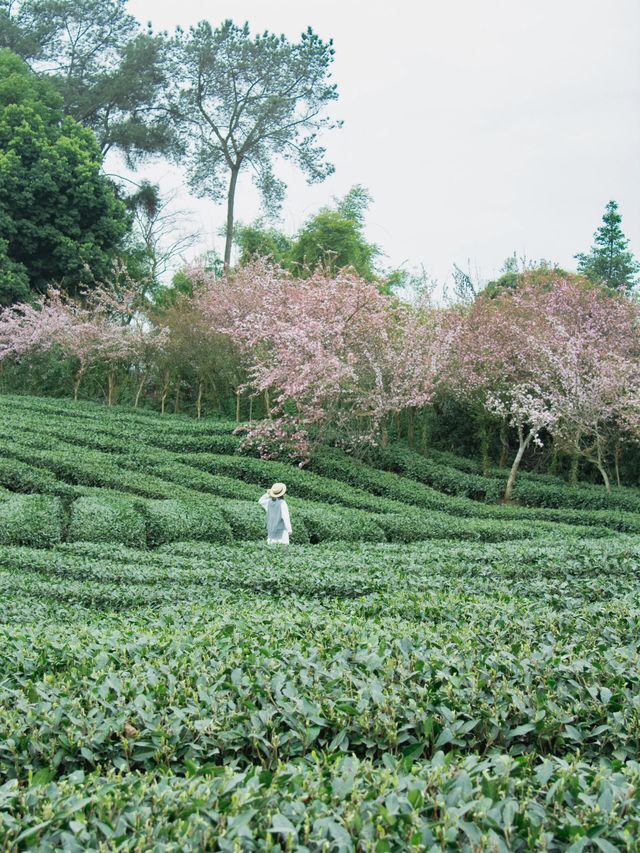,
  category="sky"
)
[120,0,640,289]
